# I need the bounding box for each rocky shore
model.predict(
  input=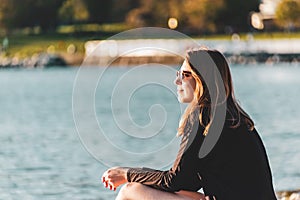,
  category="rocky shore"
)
[0,52,84,68]
[276,189,300,200]
[2,51,300,68]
